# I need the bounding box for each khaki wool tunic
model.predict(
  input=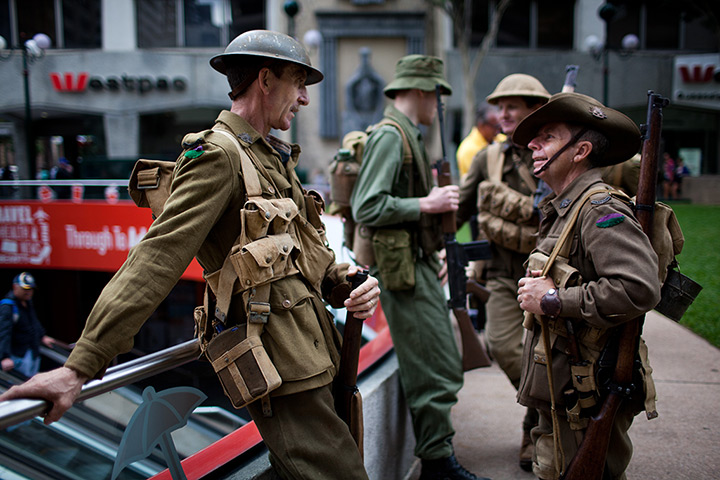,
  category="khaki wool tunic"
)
[65,111,346,397]
[517,168,661,411]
